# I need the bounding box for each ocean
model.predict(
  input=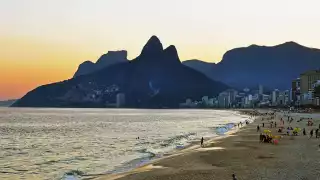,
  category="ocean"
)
[0,108,250,180]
